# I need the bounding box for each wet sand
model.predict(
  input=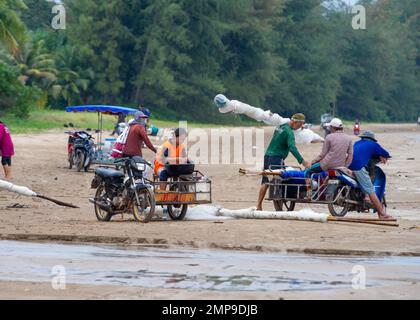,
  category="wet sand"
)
[1,241,420,300]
